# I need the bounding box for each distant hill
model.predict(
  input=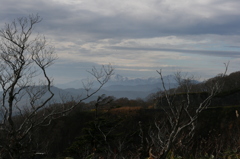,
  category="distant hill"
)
[154,71,240,108]
[0,73,202,108]
[55,74,177,89]
[54,74,180,100]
